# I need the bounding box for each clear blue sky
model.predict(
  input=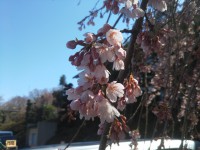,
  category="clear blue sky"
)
[0,0,126,101]
[0,0,101,101]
